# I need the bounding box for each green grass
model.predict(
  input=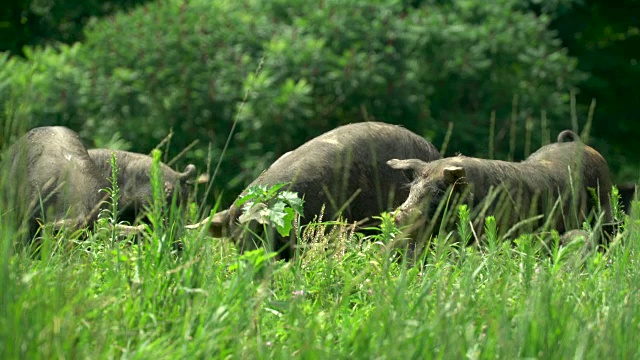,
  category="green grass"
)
[1,196,640,359]
[1,76,637,358]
